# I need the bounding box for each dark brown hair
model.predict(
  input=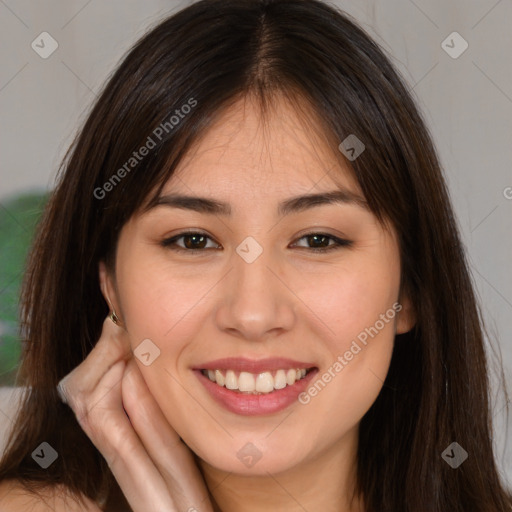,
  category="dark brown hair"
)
[1,0,511,510]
